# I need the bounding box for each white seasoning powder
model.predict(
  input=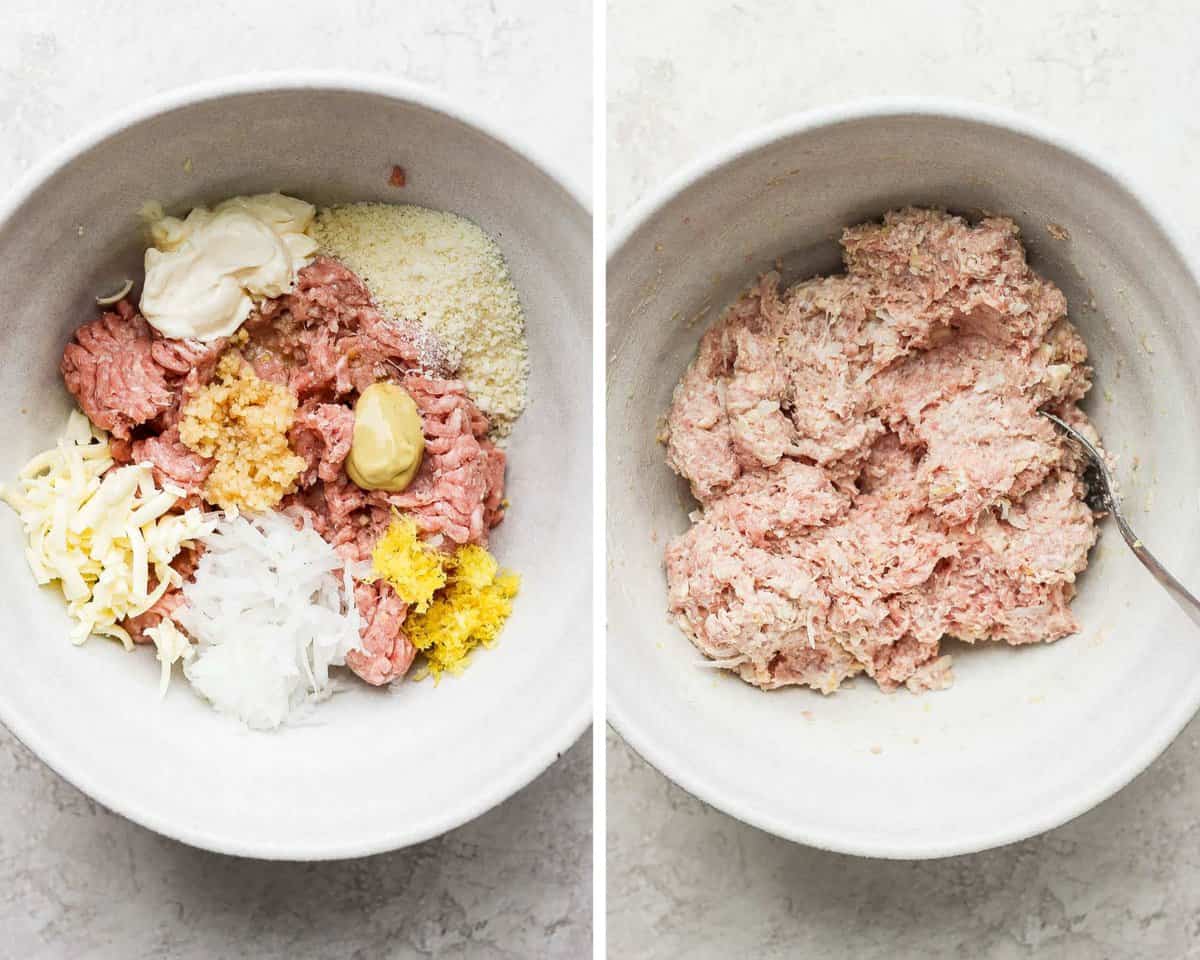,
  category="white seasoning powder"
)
[312,203,529,439]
